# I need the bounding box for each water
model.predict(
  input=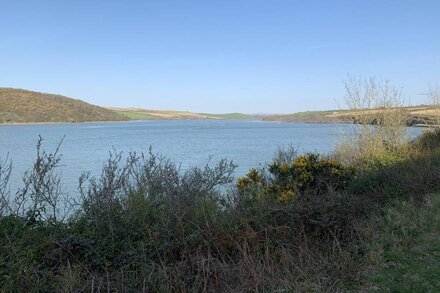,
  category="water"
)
[0,120,416,194]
